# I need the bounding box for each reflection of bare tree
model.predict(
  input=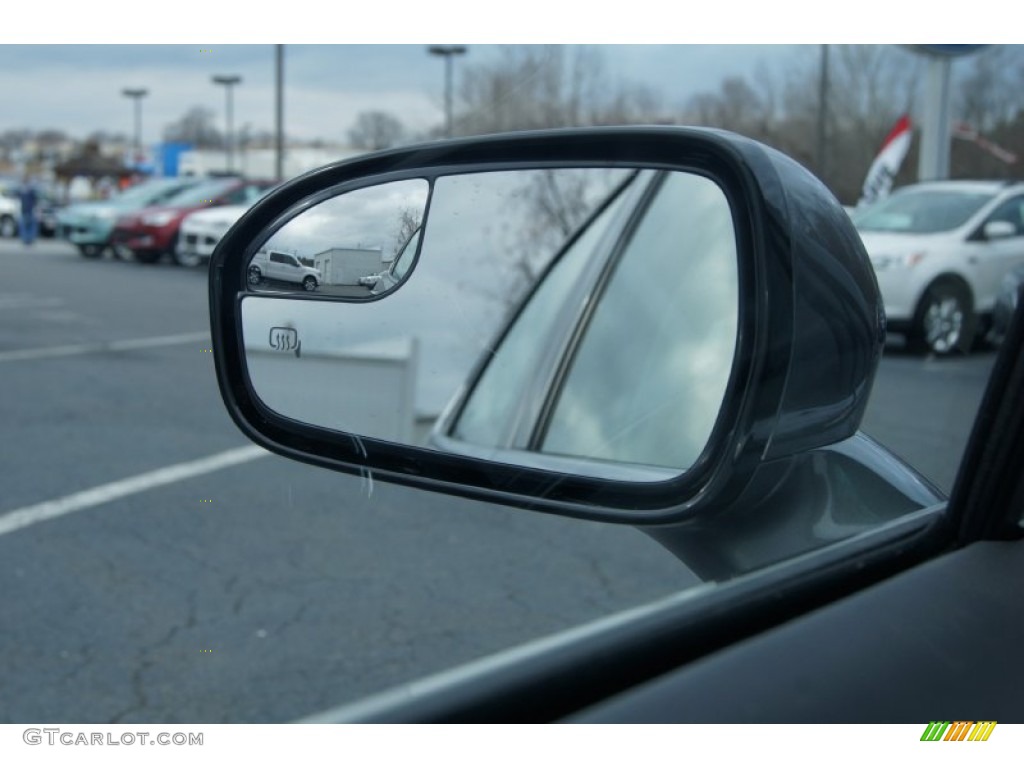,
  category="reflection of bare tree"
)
[522,170,626,289]
[483,169,629,314]
[392,207,423,257]
[531,169,594,238]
